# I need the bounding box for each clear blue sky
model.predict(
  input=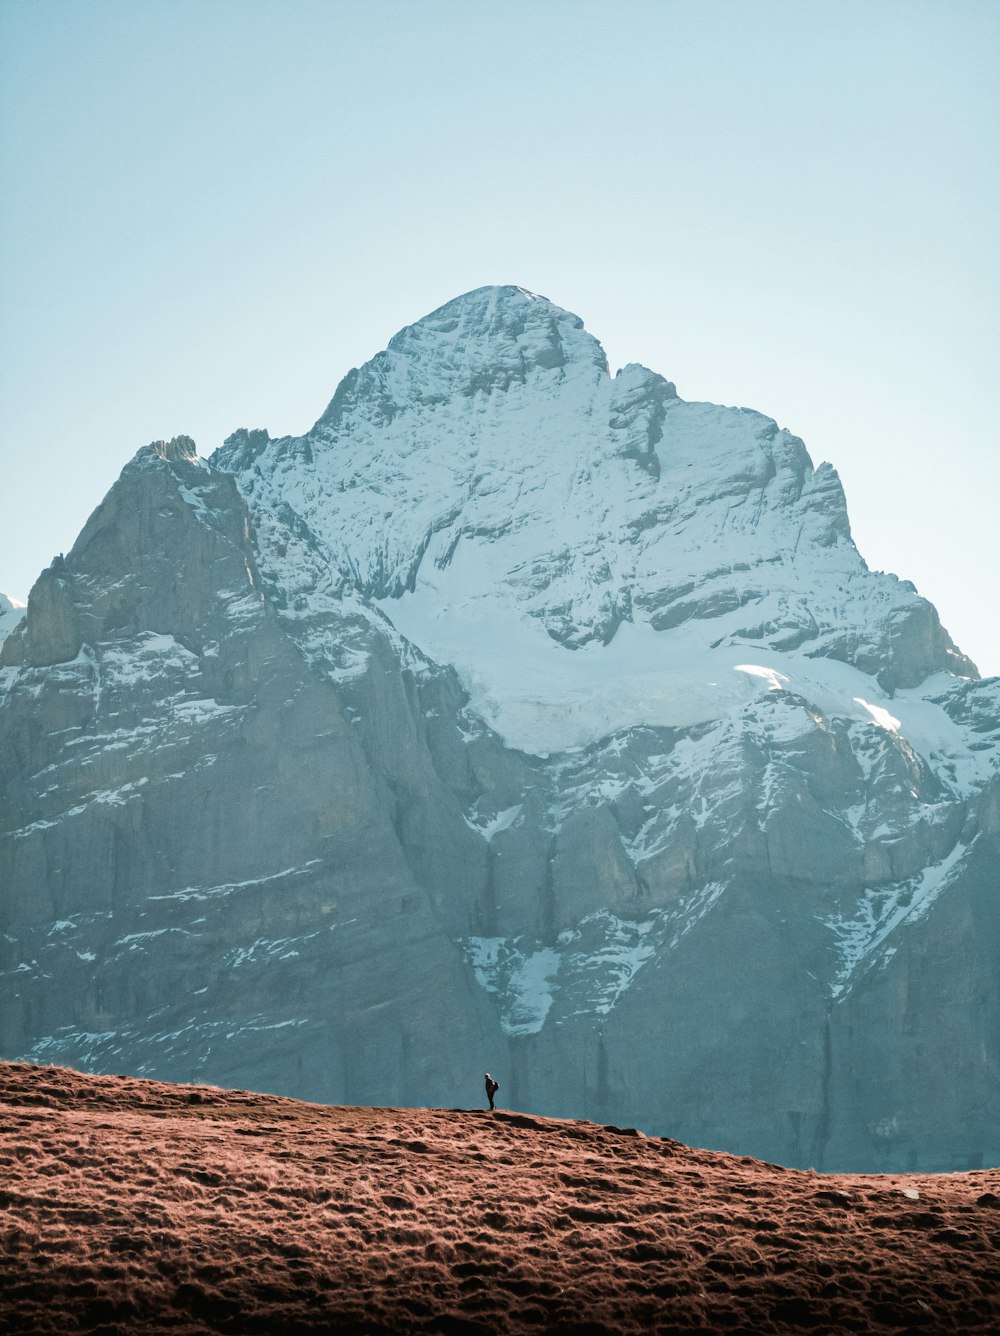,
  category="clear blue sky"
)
[2,0,998,673]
